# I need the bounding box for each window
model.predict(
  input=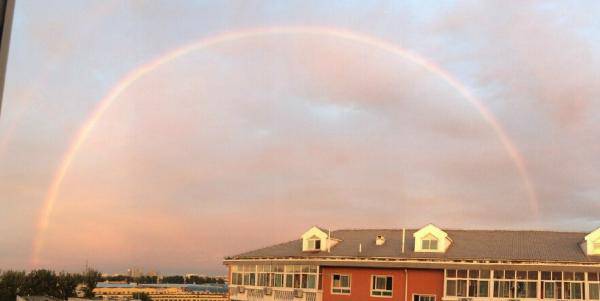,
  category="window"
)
[421,234,438,250]
[563,272,584,300]
[564,282,583,299]
[332,274,351,294]
[413,295,435,301]
[371,275,393,297]
[491,270,537,299]
[446,269,489,298]
[229,264,318,289]
[307,236,321,250]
